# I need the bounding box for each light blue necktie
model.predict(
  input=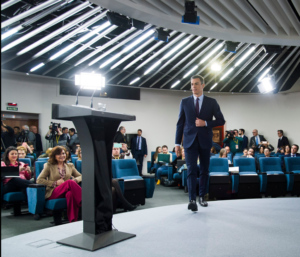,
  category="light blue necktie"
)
[255,136,258,145]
